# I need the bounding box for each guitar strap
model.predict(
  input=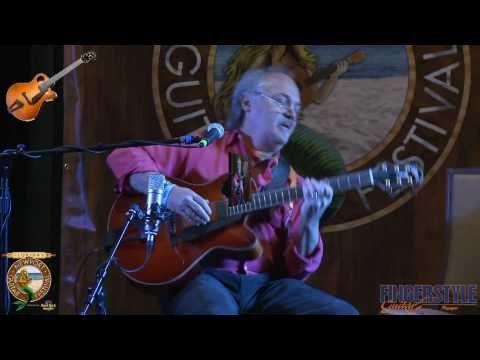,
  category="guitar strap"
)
[263,157,291,192]
[224,153,251,205]
[224,154,291,203]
